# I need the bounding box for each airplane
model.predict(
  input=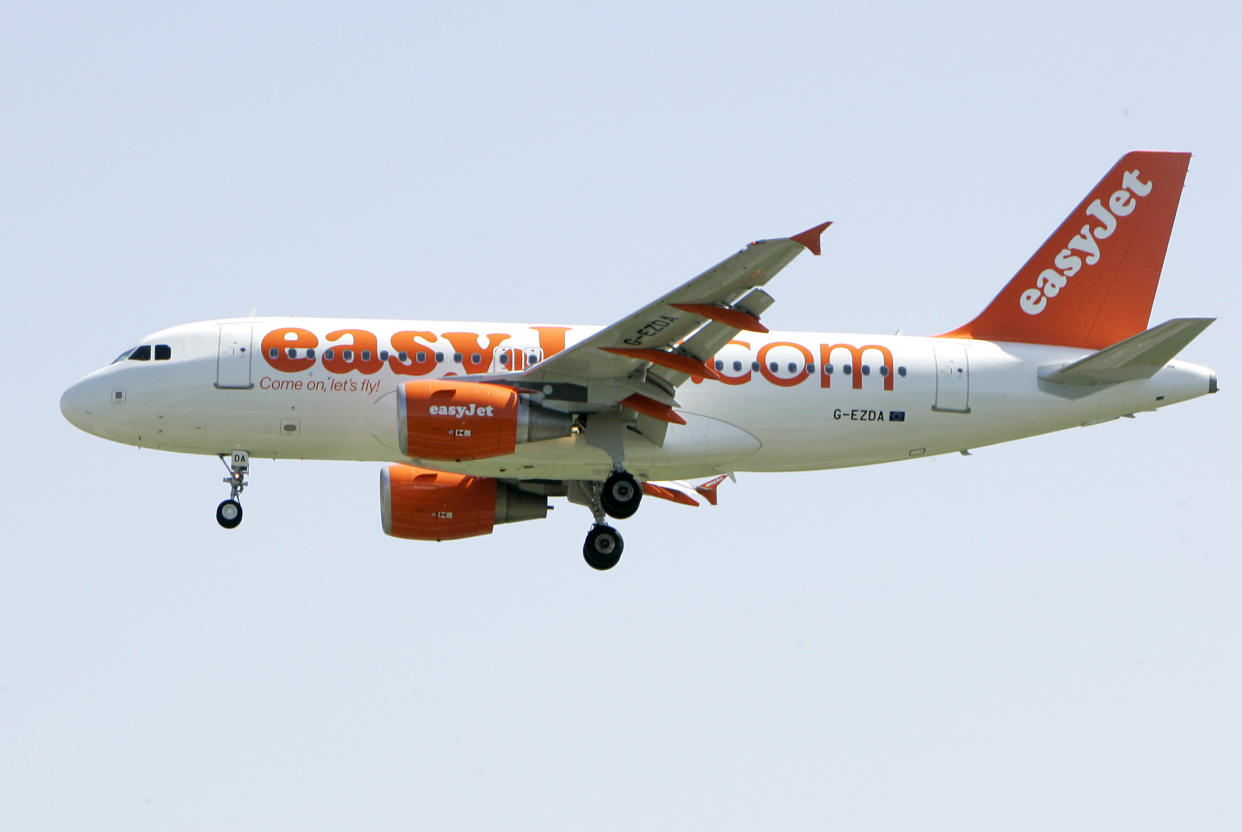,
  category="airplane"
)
[60,151,1217,570]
